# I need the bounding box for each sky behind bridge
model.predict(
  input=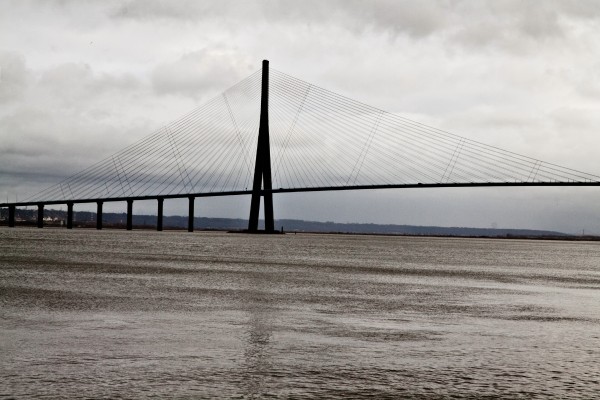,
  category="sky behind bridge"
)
[1,0,600,234]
